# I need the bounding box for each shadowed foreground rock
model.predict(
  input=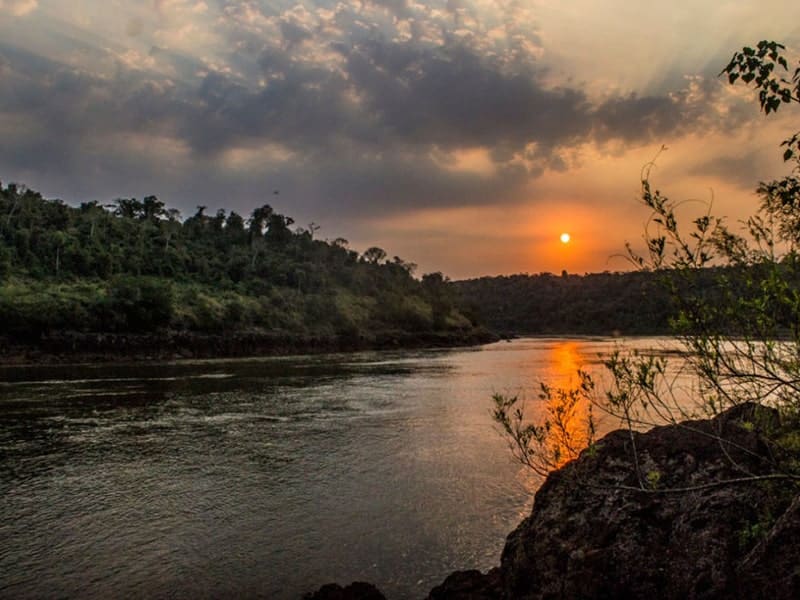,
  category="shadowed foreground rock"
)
[309,404,800,599]
[303,581,386,600]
